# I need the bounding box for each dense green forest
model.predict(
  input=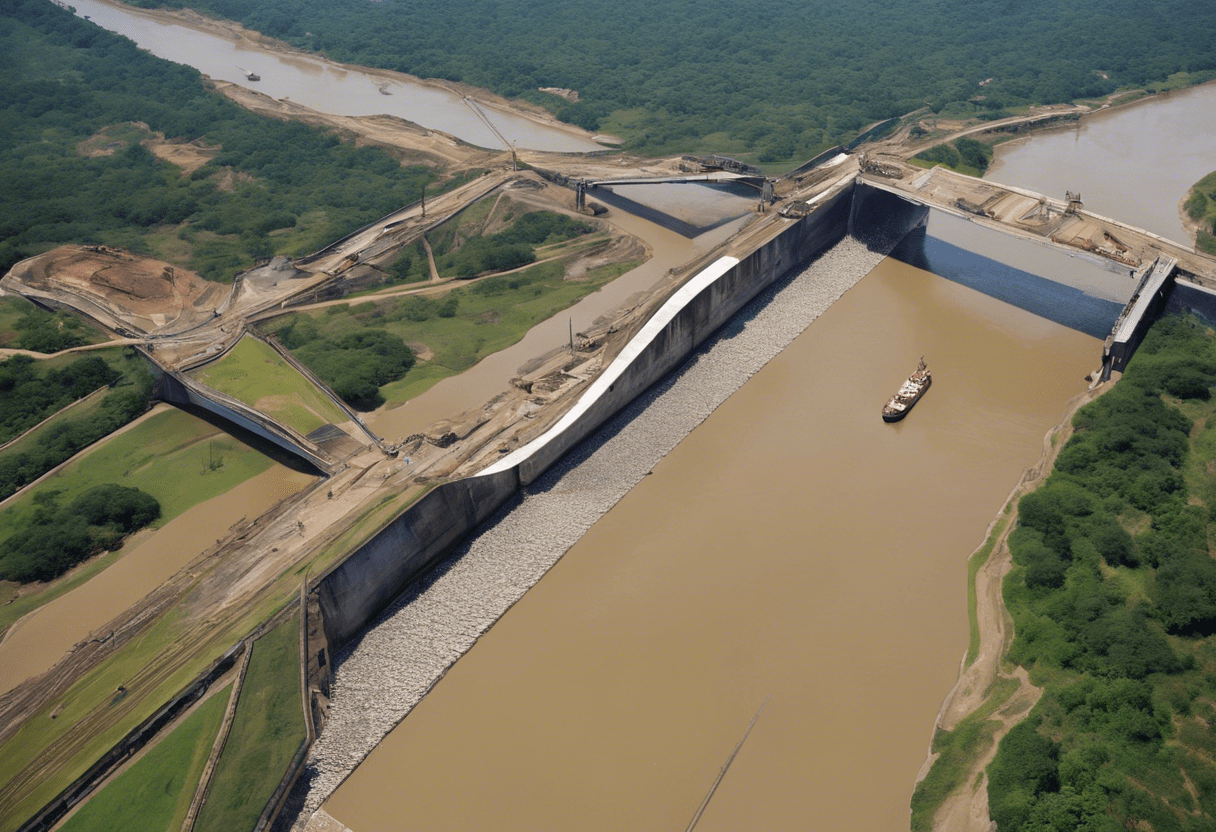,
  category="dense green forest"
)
[0,352,154,502]
[0,483,160,582]
[989,315,1216,831]
[0,0,442,279]
[0,354,120,444]
[130,0,1216,164]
